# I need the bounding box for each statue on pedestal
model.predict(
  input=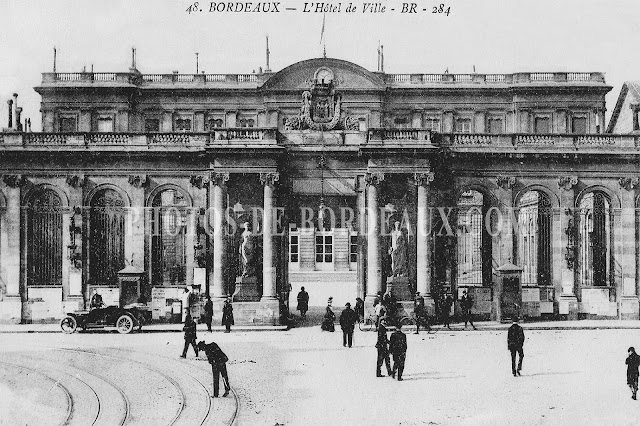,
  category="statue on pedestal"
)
[239,222,257,278]
[388,221,408,277]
